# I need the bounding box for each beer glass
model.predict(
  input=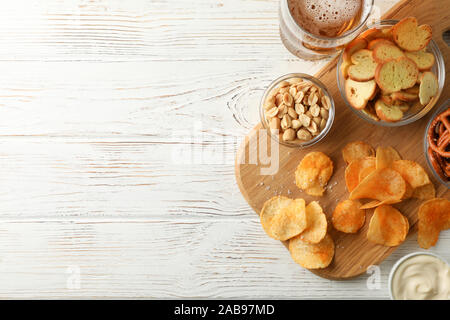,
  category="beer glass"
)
[279,0,374,60]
